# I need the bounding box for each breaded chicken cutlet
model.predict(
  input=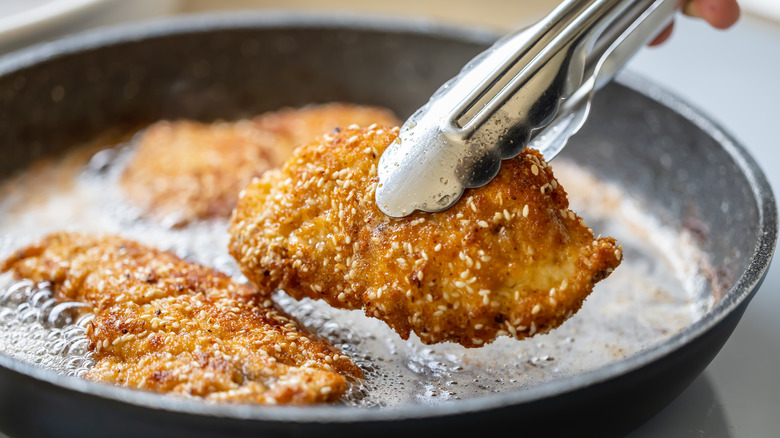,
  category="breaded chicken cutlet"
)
[1,232,362,404]
[229,127,623,348]
[120,103,399,226]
